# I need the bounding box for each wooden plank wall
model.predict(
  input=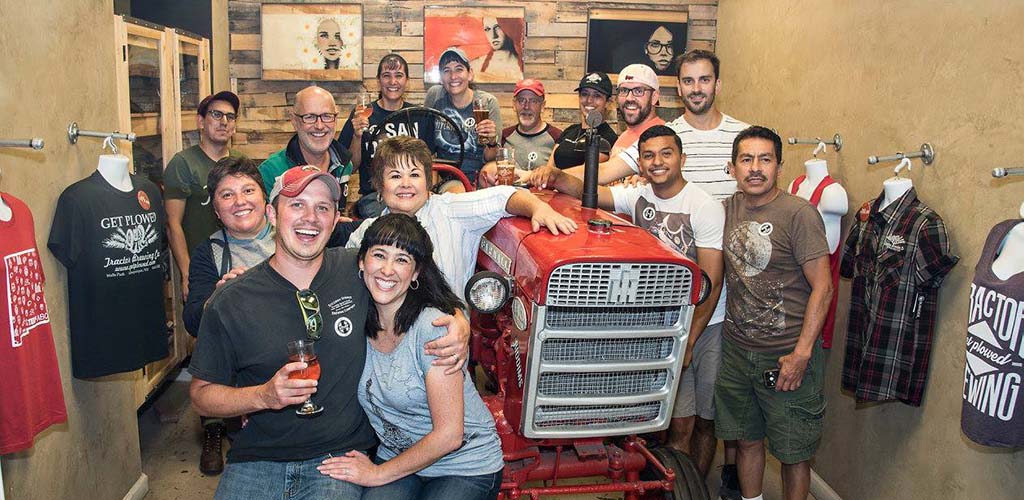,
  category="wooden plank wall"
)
[227,0,718,162]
